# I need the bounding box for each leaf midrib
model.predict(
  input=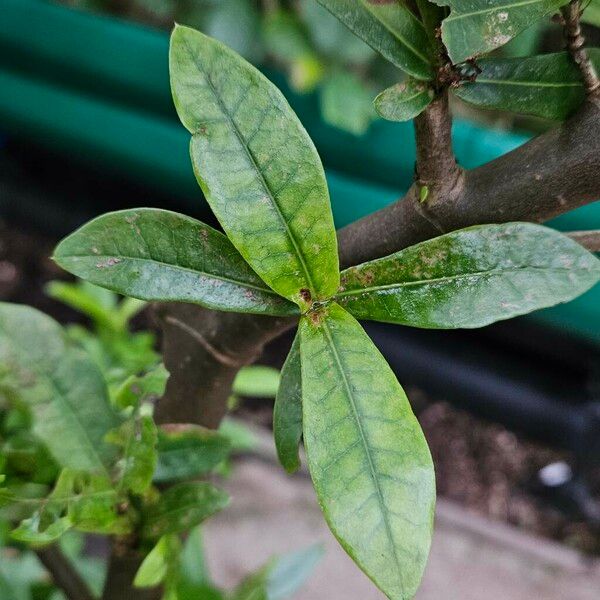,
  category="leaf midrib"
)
[183,36,318,297]
[322,315,403,593]
[45,370,111,476]
[336,264,594,299]
[362,0,433,68]
[445,0,553,21]
[58,253,285,299]
[468,77,582,88]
